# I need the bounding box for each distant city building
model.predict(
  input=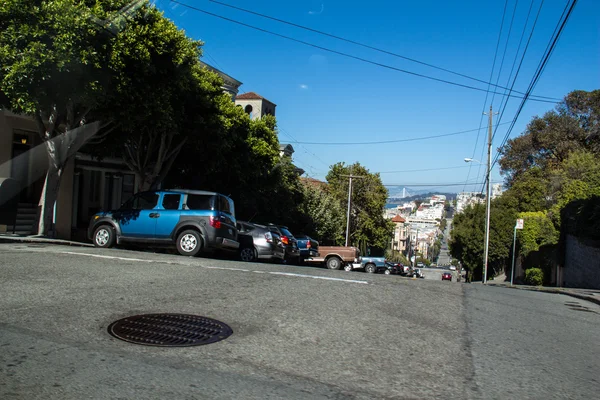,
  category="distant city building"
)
[456,192,484,214]
[492,183,504,199]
